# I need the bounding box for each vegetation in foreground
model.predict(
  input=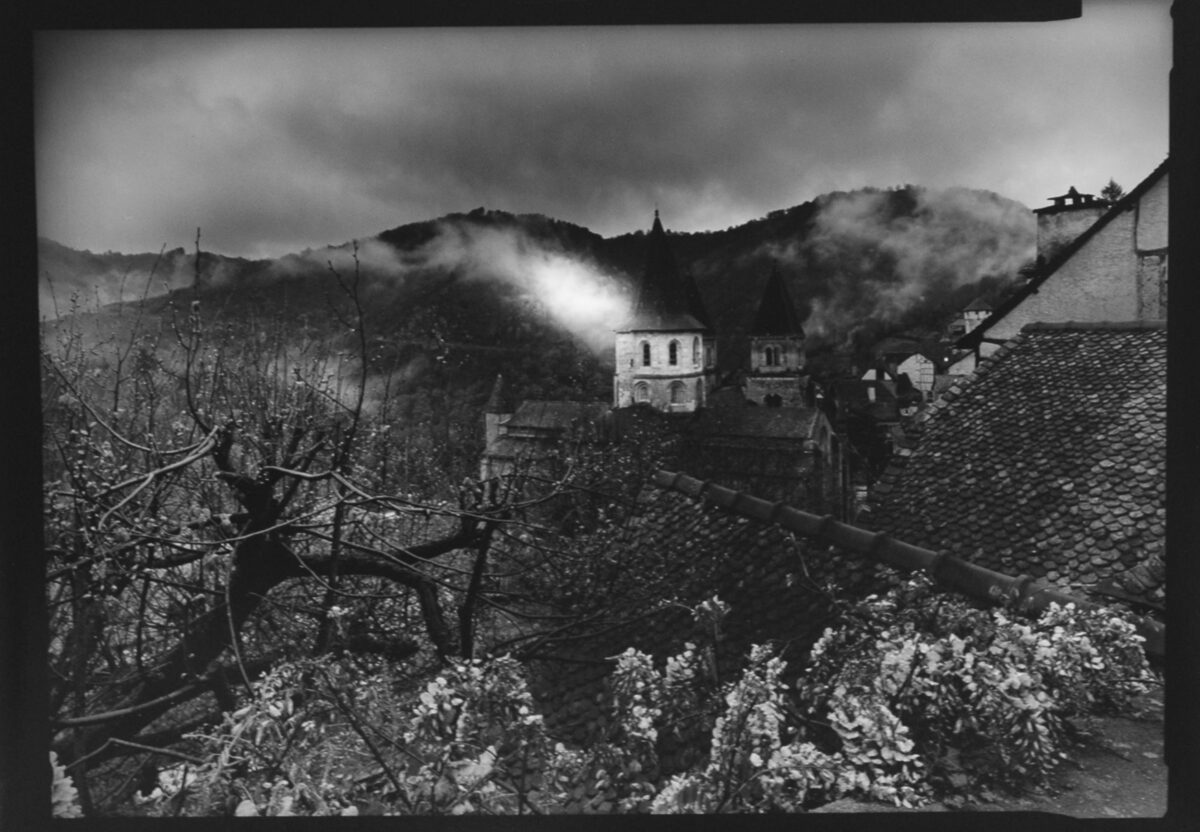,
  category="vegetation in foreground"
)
[52,576,1155,816]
